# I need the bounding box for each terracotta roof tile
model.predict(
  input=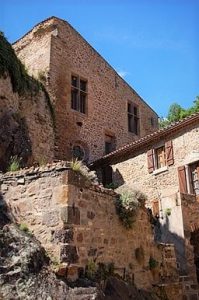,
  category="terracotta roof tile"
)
[90,112,199,168]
